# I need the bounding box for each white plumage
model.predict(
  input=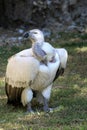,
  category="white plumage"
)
[56,48,68,69]
[5,29,68,112]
